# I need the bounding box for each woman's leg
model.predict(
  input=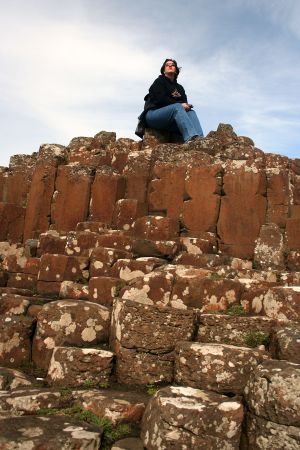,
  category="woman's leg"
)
[146,104,201,142]
[186,110,204,137]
